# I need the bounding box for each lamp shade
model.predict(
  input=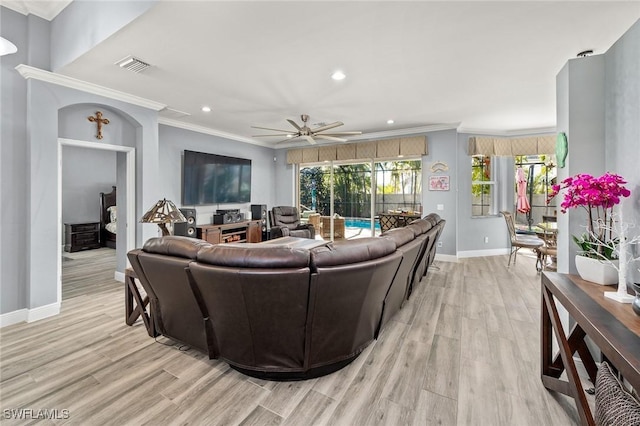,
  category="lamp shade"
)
[141,199,186,237]
[0,37,18,56]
